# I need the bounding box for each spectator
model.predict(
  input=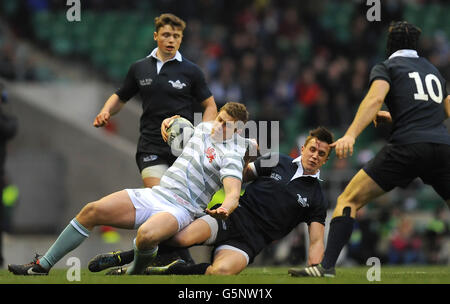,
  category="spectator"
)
[388,216,425,265]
